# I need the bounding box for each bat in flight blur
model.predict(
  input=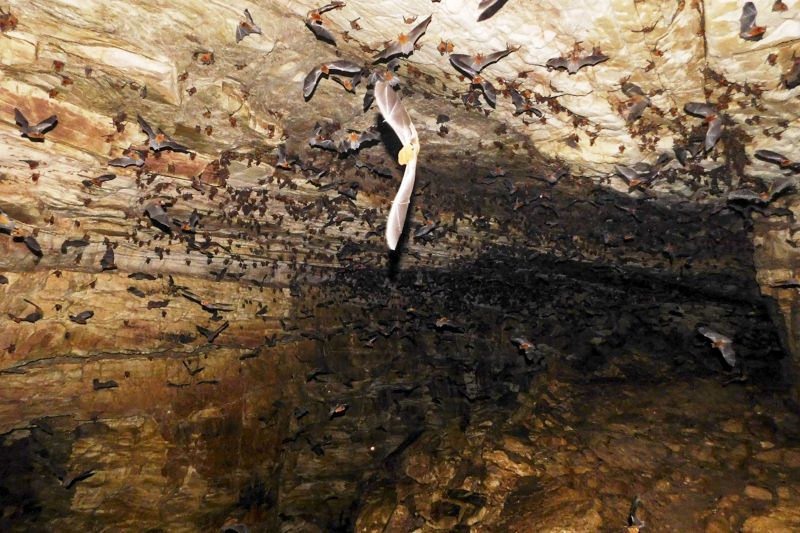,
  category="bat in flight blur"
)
[374,80,420,250]
[546,45,609,74]
[698,327,736,367]
[374,15,432,62]
[14,108,58,141]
